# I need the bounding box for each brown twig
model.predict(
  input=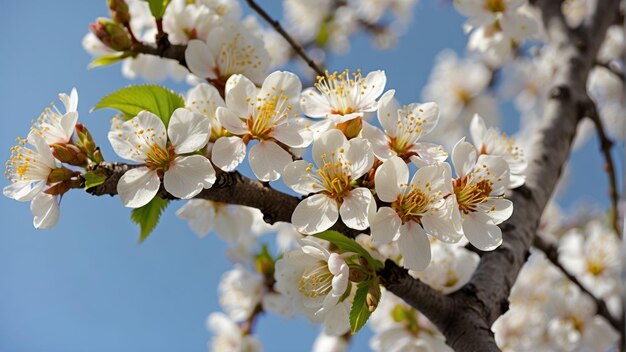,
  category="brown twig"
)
[533,235,623,331]
[244,0,325,77]
[584,99,621,235]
